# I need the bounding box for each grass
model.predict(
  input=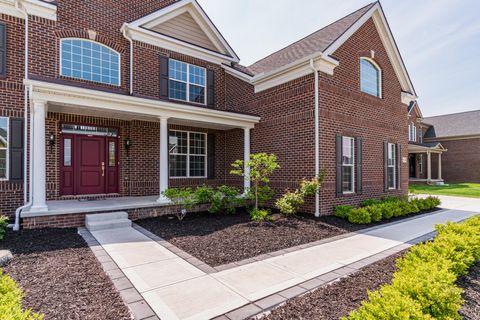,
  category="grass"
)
[409,183,480,198]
